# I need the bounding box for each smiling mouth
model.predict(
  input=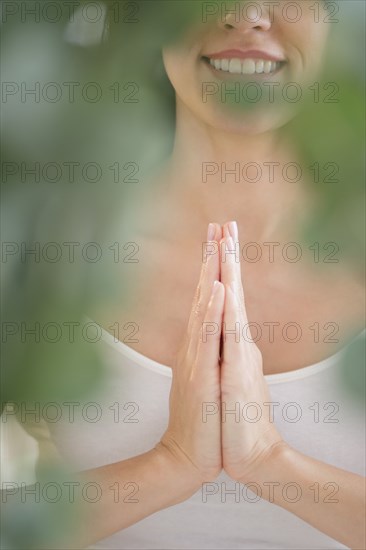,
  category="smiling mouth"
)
[202,56,286,76]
